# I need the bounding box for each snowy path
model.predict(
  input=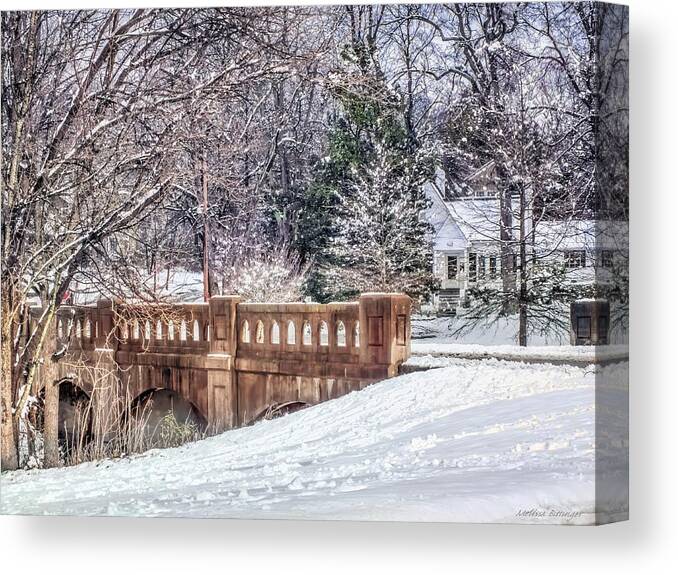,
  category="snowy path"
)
[0,359,628,524]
